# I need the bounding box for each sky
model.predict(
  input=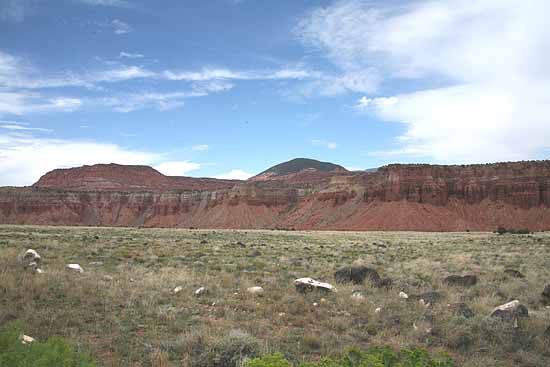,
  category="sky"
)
[1,0,549,186]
